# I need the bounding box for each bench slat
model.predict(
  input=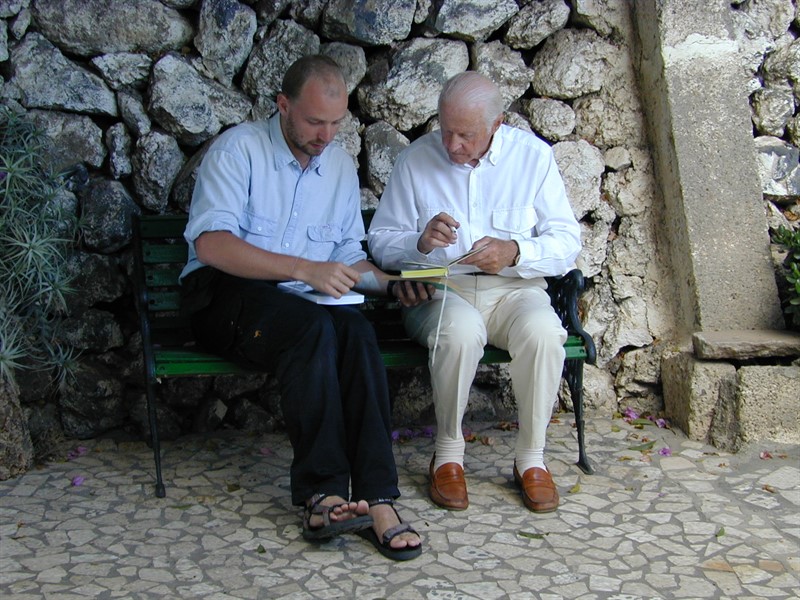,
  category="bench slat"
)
[152,336,587,377]
[142,242,188,264]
